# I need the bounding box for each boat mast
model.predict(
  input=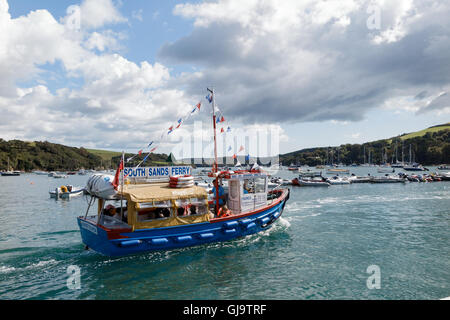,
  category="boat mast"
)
[409,144,412,164]
[209,87,219,173]
[120,151,124,219]
[208,87,220,215]
[402,140,404,164]
[363,145,366,164]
